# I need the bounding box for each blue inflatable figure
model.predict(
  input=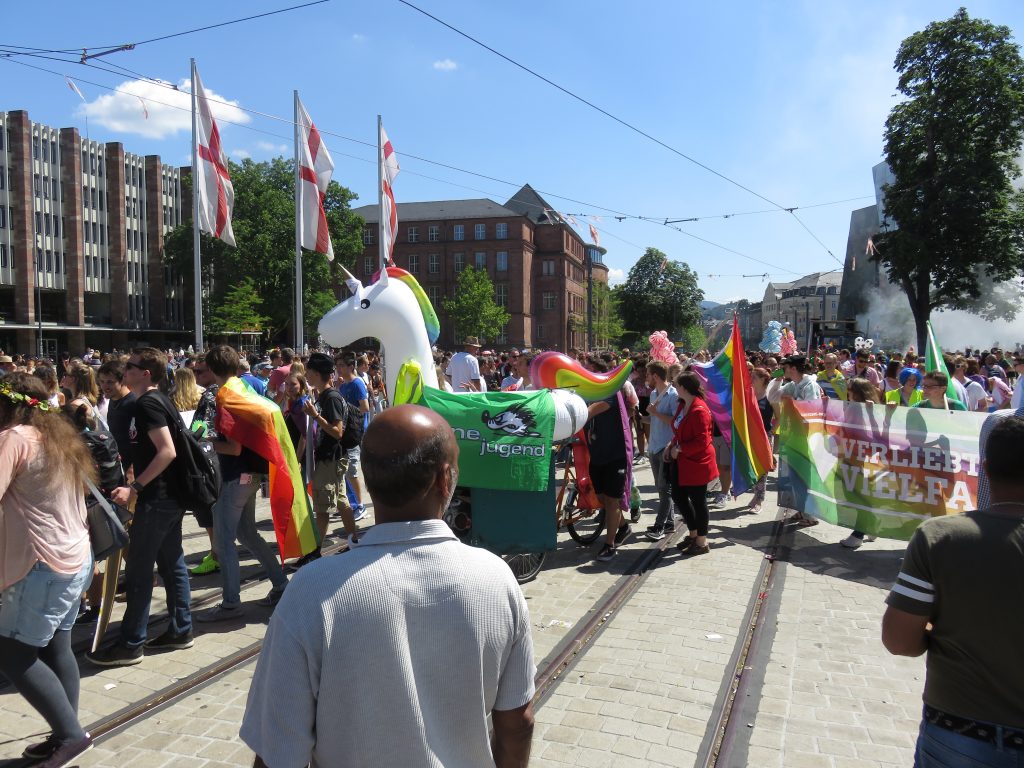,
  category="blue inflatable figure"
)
[759,321,783,354]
